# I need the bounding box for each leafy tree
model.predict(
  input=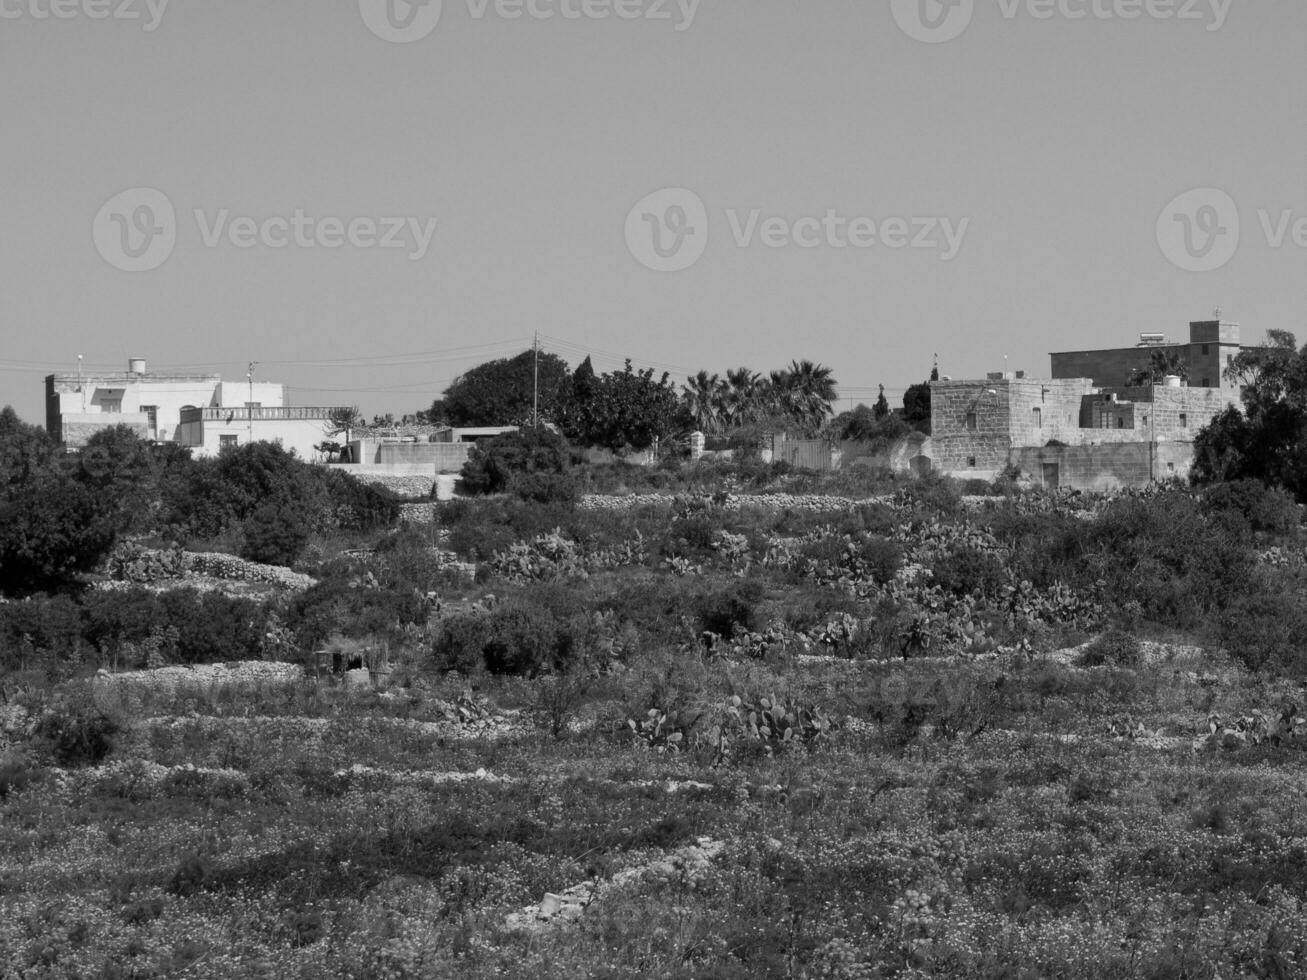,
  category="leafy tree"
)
[903,382,932,433]
[441,350,572,427]
[1193,332,1307,500]
[0,406,56,493]
[0,471,118,595]
[569,361,689,452]
[77,425,160,531]
[874,385,890,419]
[829,404,910,449]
